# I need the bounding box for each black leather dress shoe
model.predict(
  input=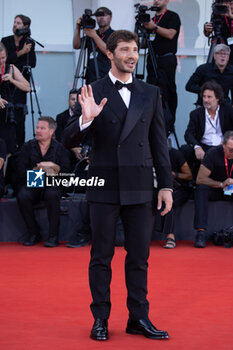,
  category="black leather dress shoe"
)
[90,318,108,341]
[23,234,41,246]
[194,231,206,248]
[44,236,58,247]
[126,318,169,339]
